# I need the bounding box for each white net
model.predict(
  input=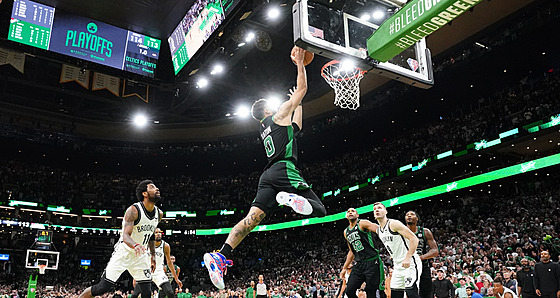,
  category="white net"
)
[321,60,366,110]
[38,265,47,274]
